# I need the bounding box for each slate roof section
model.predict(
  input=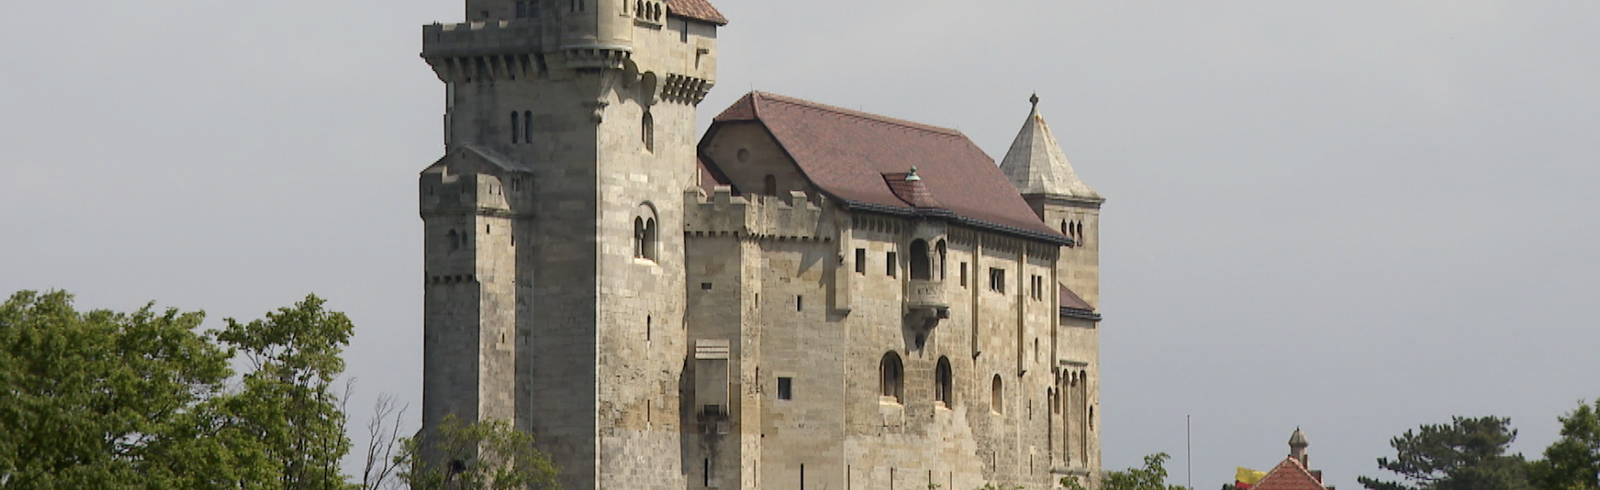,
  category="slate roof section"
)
[708,91,1068,243]
[665,0,729,25]
[1059,283,1101,322]
[1252,457,1328,490]
[698,154,739,195]
[1059,284,1093,311]
[998,96,1103,200]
